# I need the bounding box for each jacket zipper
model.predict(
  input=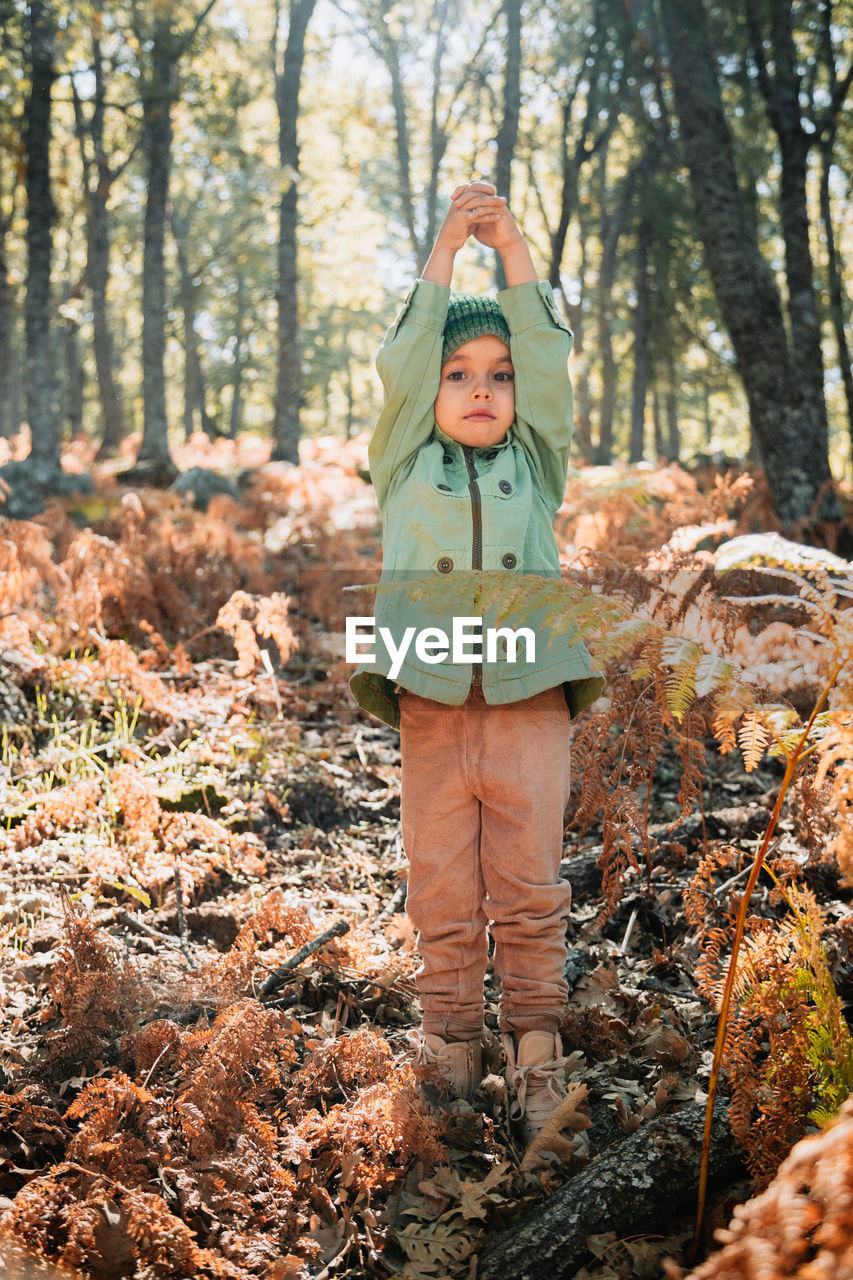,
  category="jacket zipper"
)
[463,446,483,686]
